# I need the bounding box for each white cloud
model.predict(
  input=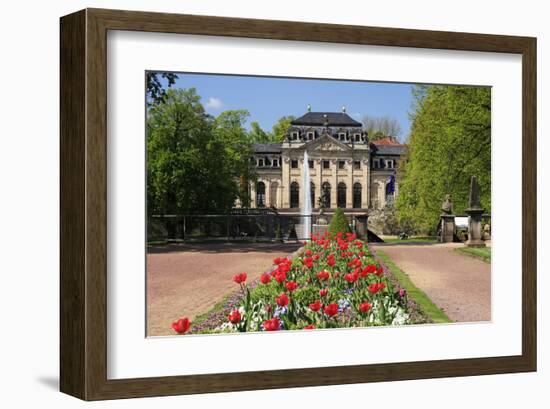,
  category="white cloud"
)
[205,97,223,109]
